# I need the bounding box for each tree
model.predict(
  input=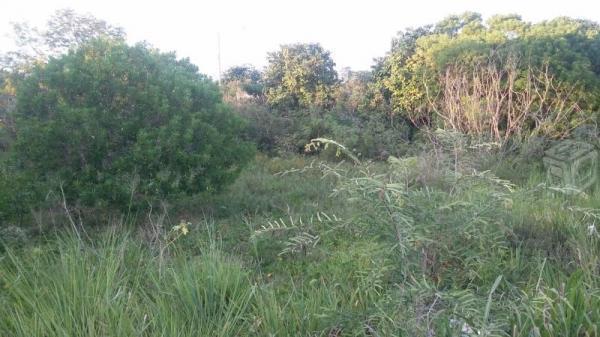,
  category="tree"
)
[0,71,16,151]
[221,65,264,103]
[1,9,125,71]
[11,39,255,211]
[369,24,434,126]
[263,43,338,110]
[374,13,600,140]
[335,68,372,117]
[433,12,483,36]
